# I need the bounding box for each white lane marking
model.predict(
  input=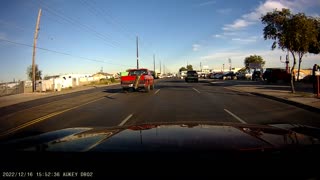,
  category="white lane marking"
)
[119,114,133,126]
[193,88,200,93]
[154,89,160,95]
[224,109,247,124]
